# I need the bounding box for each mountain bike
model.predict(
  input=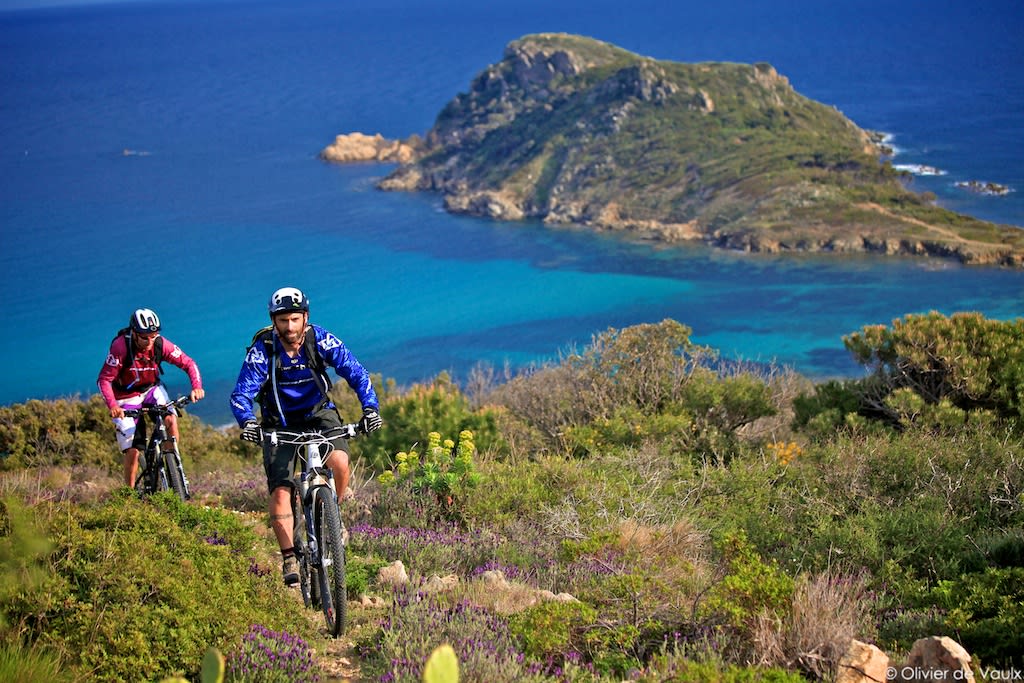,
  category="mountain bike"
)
[123,395,192,501]
[262,422,362,637]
